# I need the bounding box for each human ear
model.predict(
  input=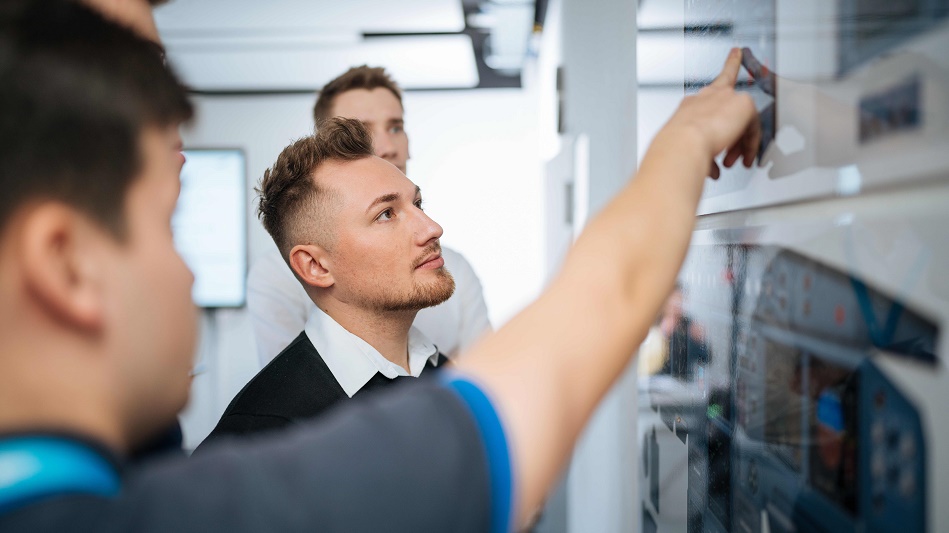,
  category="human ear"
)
[20,203,106,331]
[288,244,334,289]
